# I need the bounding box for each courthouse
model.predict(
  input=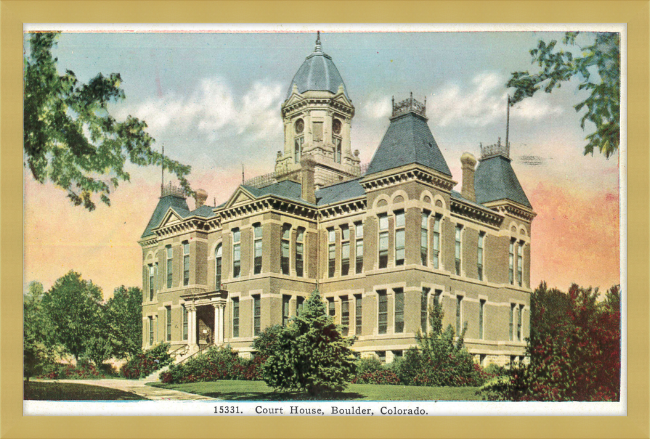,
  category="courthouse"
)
[139,34,536,366]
